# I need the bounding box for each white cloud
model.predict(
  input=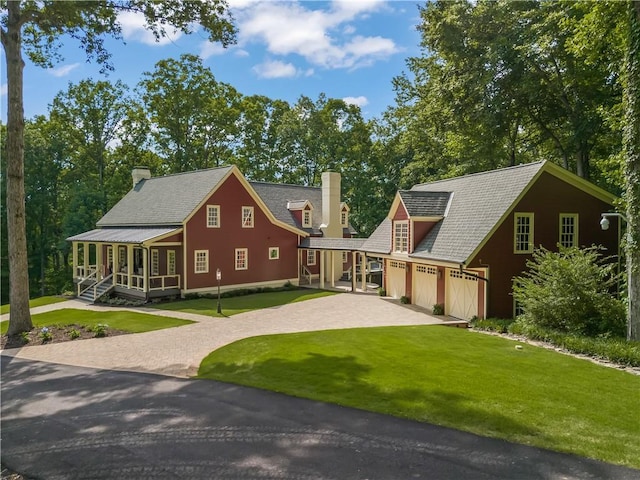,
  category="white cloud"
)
[343,96,369,107]
[118,10,182,46]
[49,63,80,77]
[199,41,226,60]
[253,60,298,79]
[0,83,7,97]
[234,1,397,71]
